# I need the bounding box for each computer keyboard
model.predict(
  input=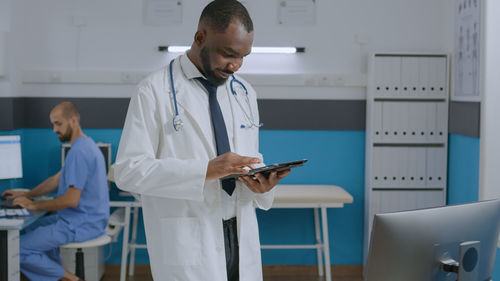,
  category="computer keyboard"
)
[0,207,32,218]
